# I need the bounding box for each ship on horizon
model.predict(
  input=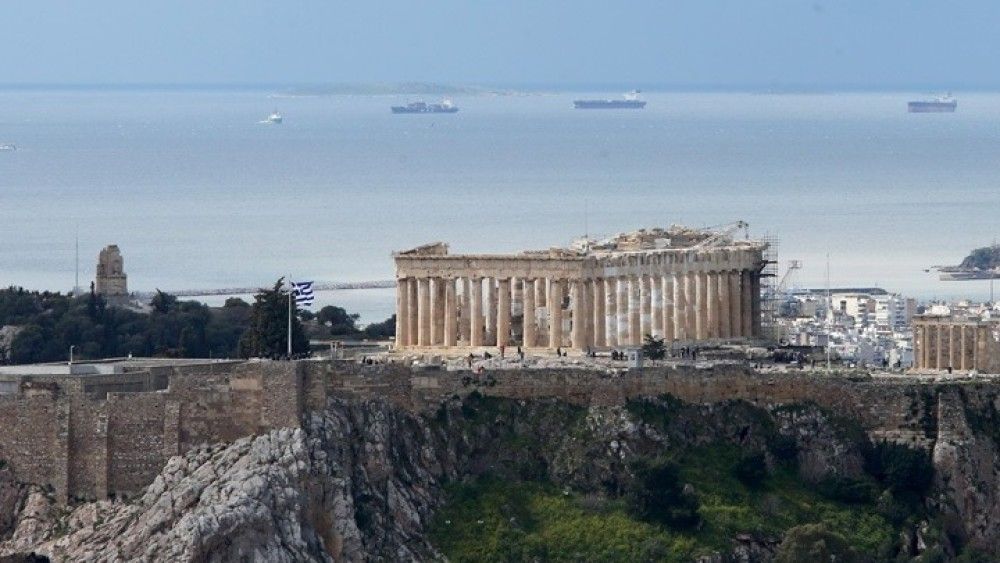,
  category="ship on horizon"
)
[908,93,957,113]
[259,110,283,124]
[574,90,646,109]
[391,99,459,114]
